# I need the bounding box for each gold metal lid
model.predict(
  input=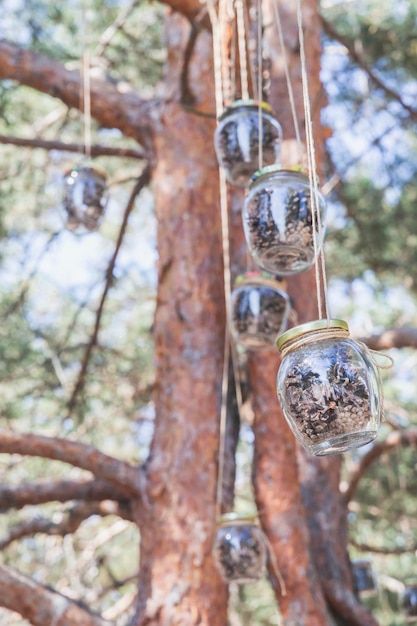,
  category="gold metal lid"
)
[249,164,308,187]
[217,511,258,525]
[276,318,349,351]
[218,99,273,121]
